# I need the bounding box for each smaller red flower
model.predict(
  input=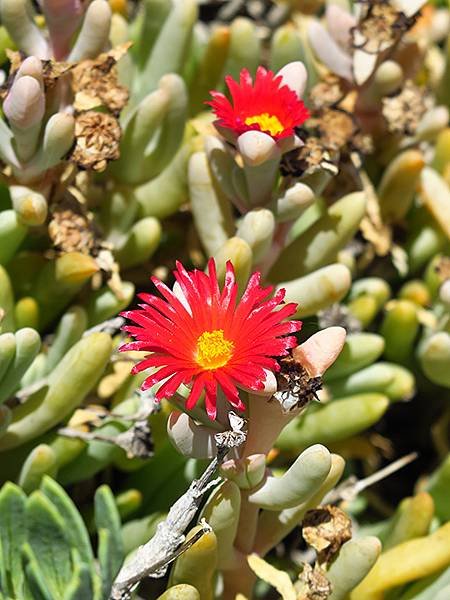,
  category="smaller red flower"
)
[208,66,310,141]
[120,260,301,420]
